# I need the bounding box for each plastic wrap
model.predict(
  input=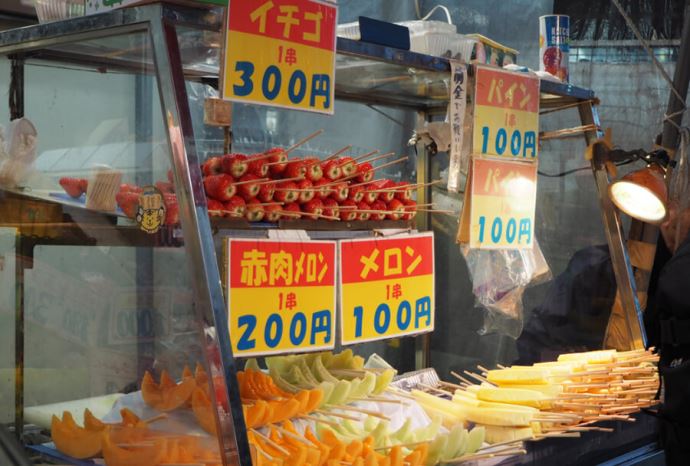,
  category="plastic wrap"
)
[460,238,551,338]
